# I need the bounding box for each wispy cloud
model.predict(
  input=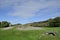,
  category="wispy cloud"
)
[0,0,60,18]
